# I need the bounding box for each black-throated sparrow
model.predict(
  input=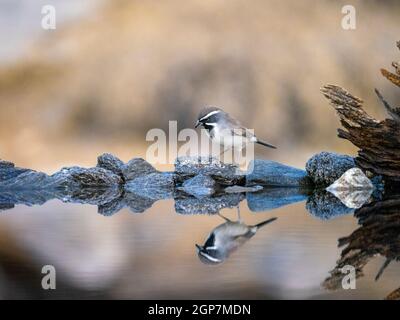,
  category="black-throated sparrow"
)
[196,214,277,265]
[195,106,276,153]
